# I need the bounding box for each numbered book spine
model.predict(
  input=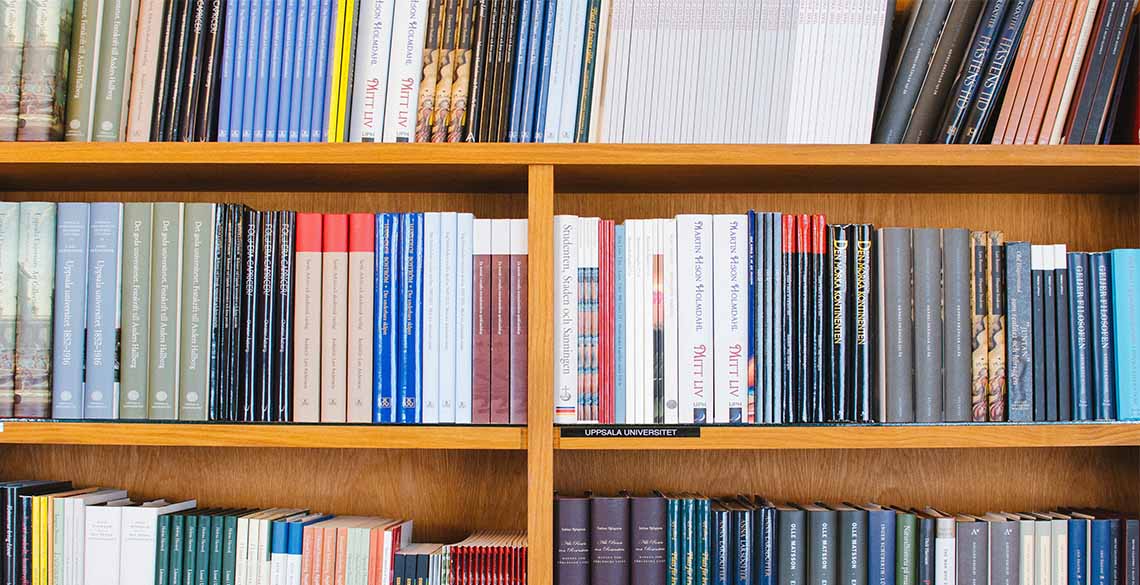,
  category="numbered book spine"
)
[0,203,18,416]
[1005,242,1034,422]
[176,203,216,421]
[1088,252,1115,420]
[383,0,430,141]
[273,211,295,421]
[347,213,375,422]
[942,229,971,422]
[147,203,184,419]
[83,203,123,419]
[1112,249,1140,420]
[712,215,747,424]
[490,218,511,423]
[118,203,153,418]
[52,203,90,419]
[320,214,348,422]
[373,213,398,422]
[969,231,990,421]
[420,212,441,421]
[12,203,56,418]
[455,212,474,422]
[438,212,457,422]
[397,212,423,422]
[553,215,578,423]
[292,213,322,422]
[509,218,528,424]
[1068,252,1093,421]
